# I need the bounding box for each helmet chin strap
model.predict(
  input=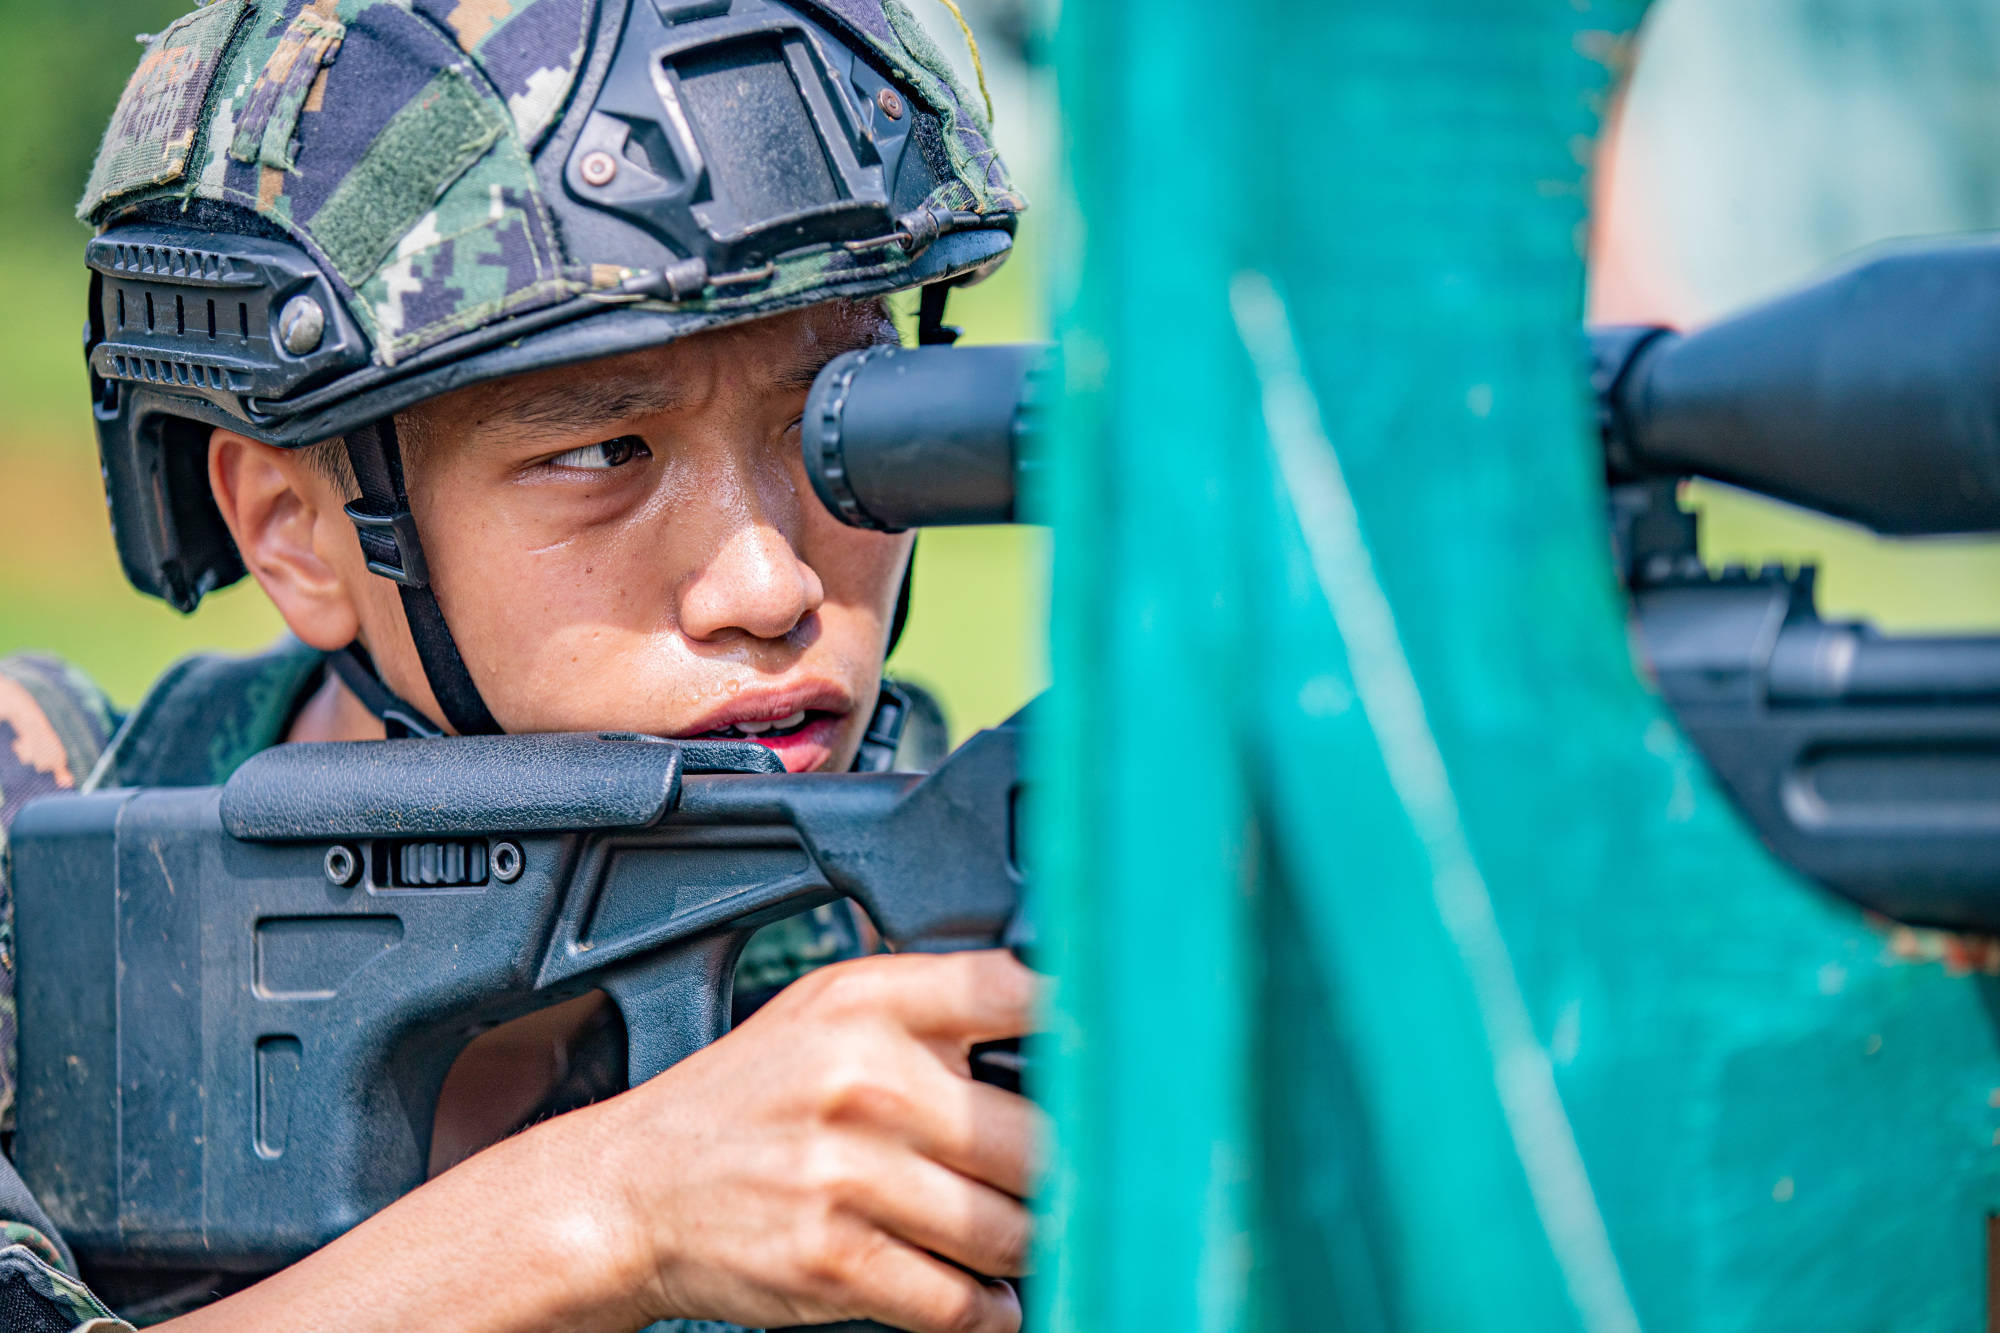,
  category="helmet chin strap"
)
[328,642,444,739]
[340,417,502,736]
[336,416,922,751]
[887,549,914,655]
